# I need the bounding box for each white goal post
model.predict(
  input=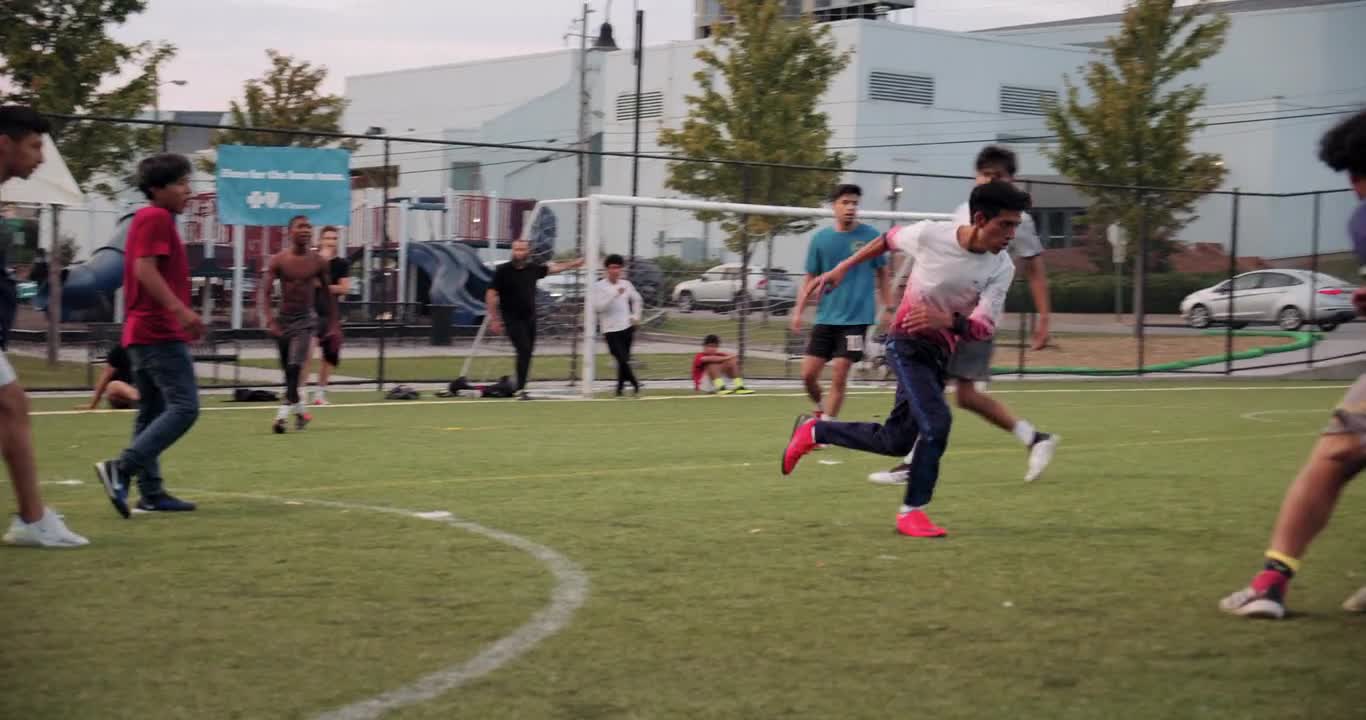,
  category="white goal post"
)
[513,194,953,397]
